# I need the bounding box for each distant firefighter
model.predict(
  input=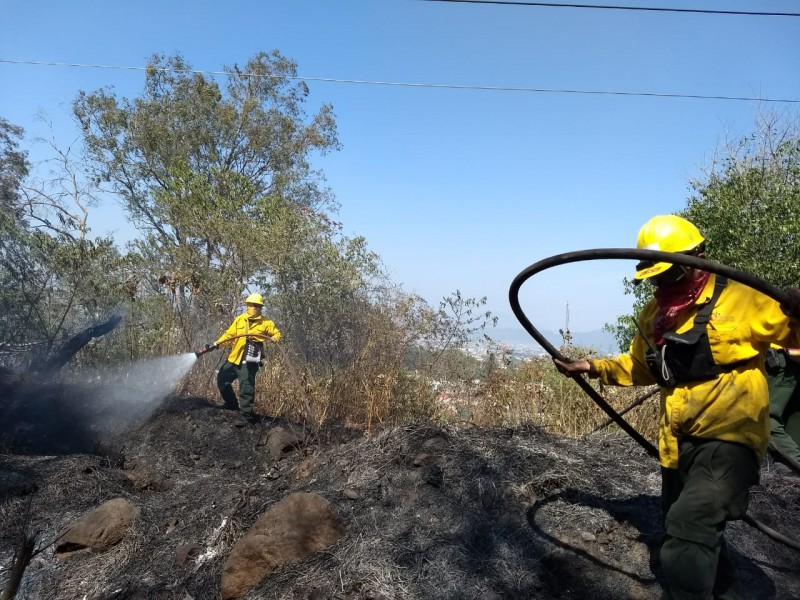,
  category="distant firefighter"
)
[204,293,281,425]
